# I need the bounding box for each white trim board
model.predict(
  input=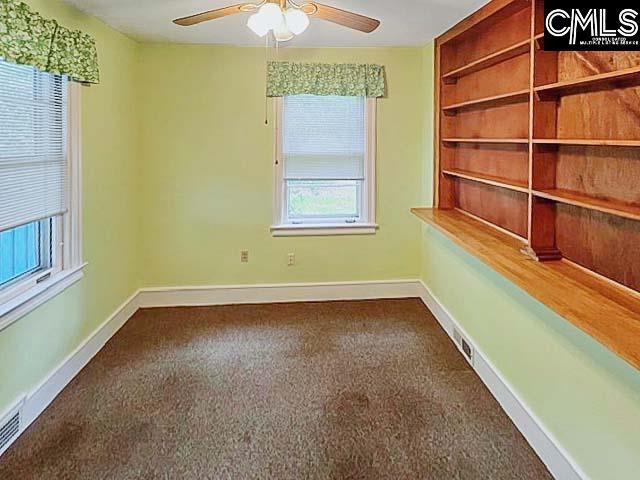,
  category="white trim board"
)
[136,280,423,309]
[1,278,583,480]
[417,280,585,480]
